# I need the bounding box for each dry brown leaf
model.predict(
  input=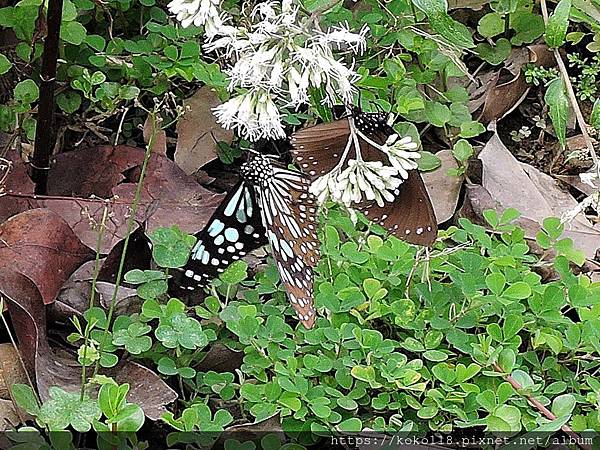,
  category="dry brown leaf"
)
[174,86,233,175]
[47,145,143,198]
[478,132,600,258]
[0,209,94,305]
[472,45,555,124]
[422,150,464,223]
[2,146,224,254]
